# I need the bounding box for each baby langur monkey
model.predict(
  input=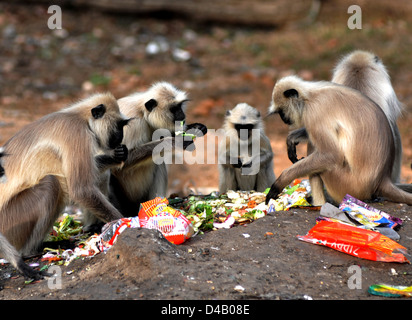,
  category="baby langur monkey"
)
[218,103,275,193]
[265,75,412,206]
[106,82,207,217]
[286,50,404,204]
[0,93,129,279]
